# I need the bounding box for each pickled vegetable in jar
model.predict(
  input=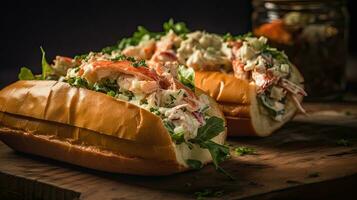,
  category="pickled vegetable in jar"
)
[252,0,349,100]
